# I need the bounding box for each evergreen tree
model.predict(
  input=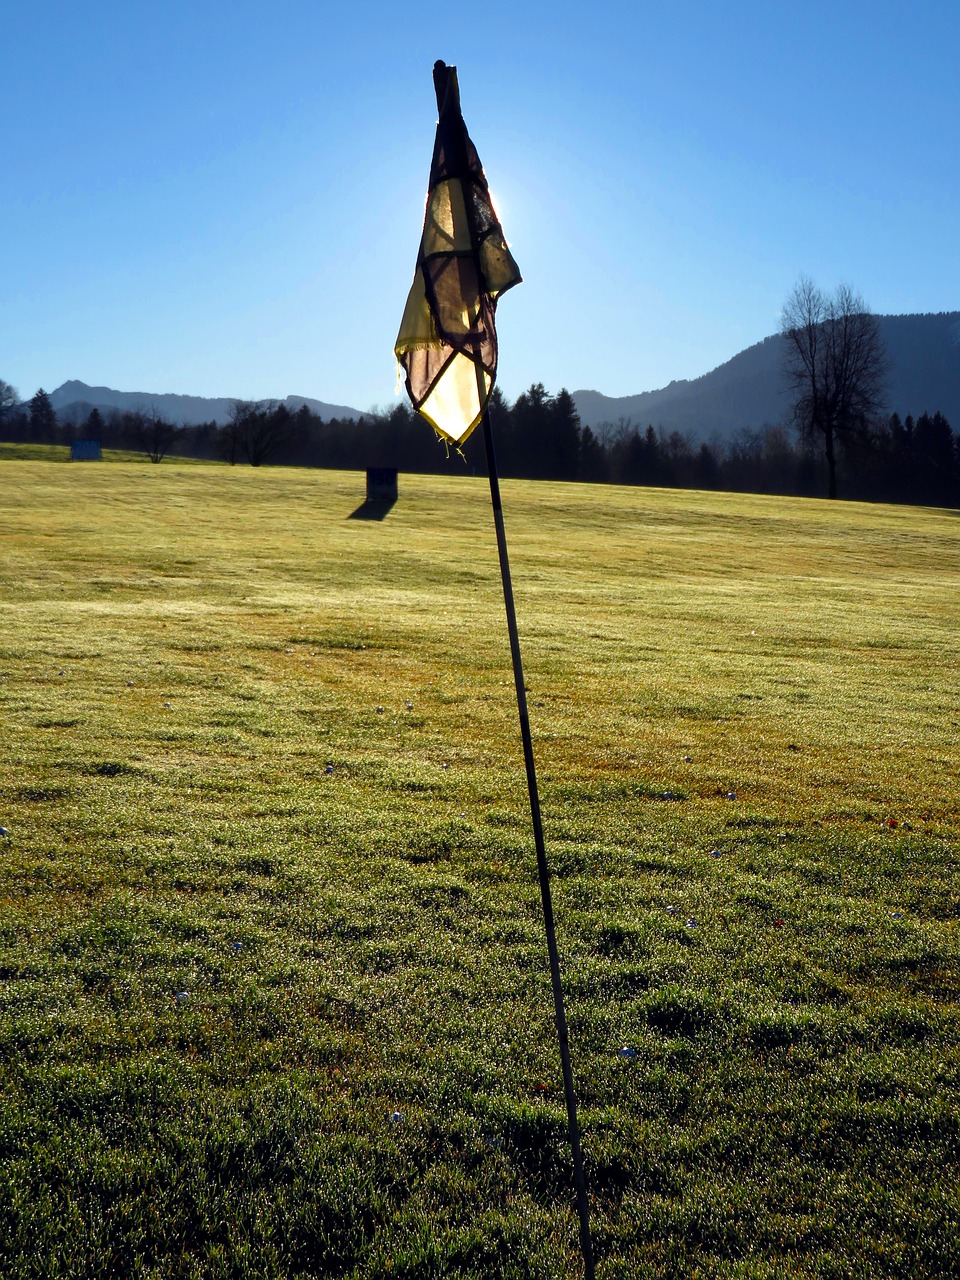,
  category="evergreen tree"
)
[29,389,57,443]
[509,383,552,478]
[546,388,581,481]
[578,426,606,483]
[914,411,956,505]
[695,443,719,489]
